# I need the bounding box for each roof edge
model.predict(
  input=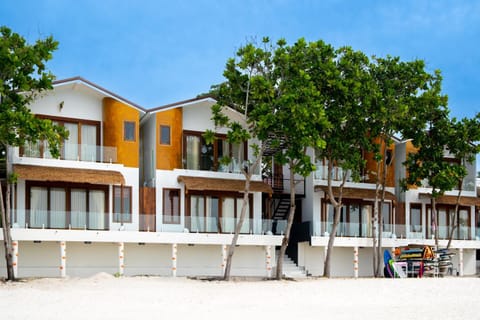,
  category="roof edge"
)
[53,76,146,112]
